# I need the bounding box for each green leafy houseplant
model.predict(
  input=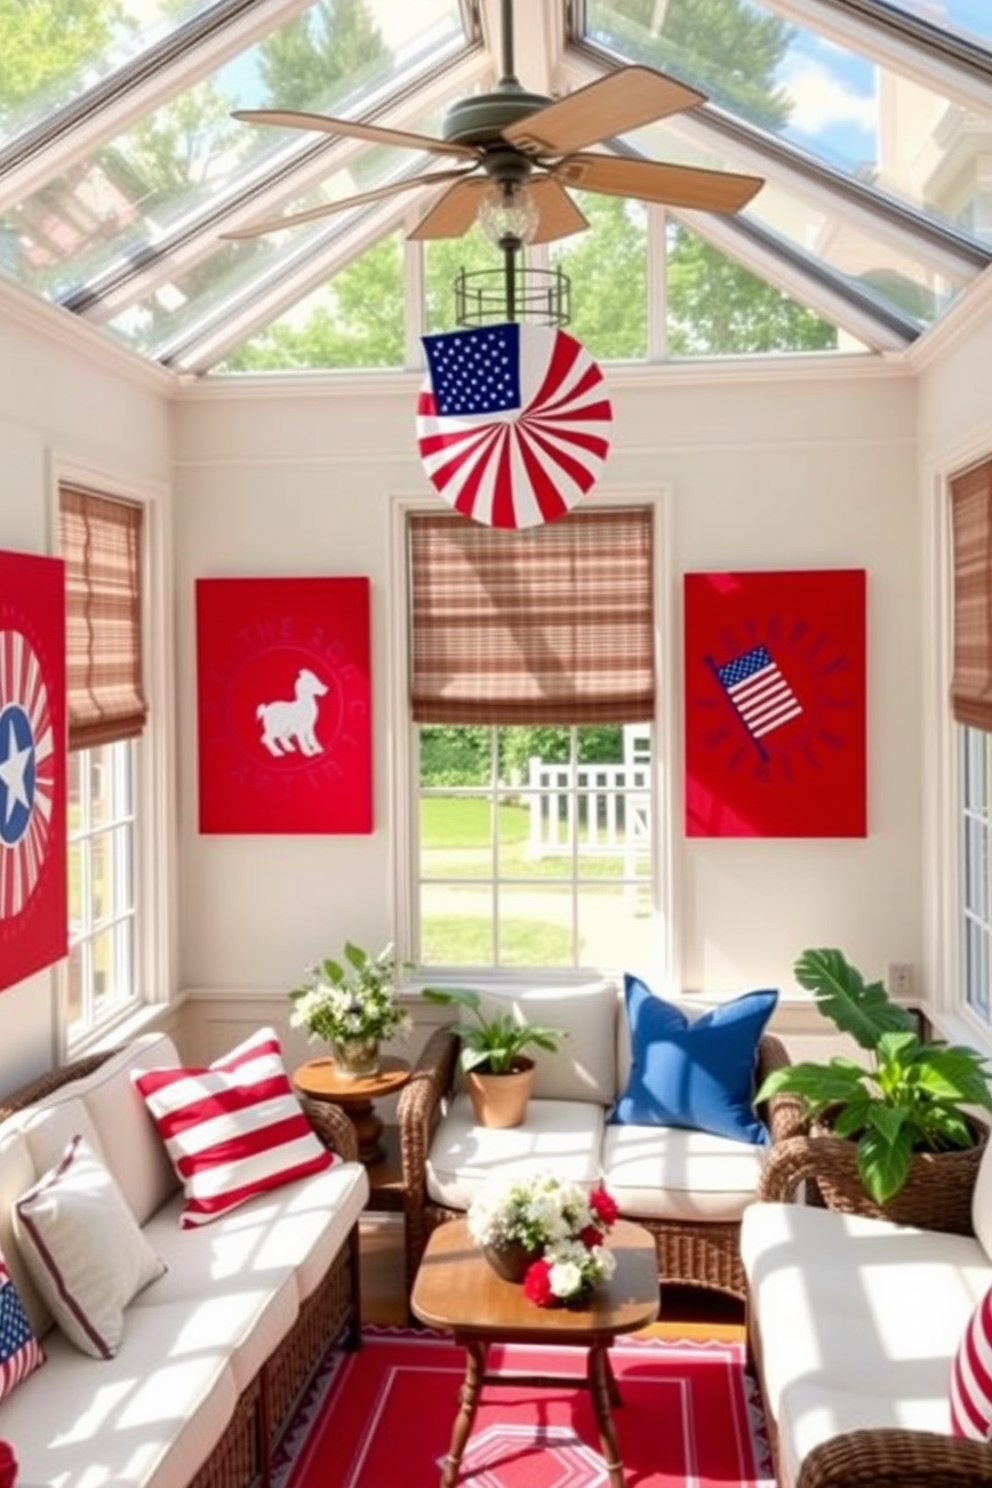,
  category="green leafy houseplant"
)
[756,947,992,1205]
[289,941,414,1046]
[420,987,564,1074]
